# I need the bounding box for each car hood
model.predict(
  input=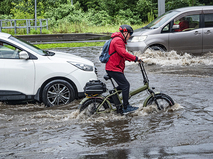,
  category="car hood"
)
[47,51,94,66]
[132,28,156,36]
